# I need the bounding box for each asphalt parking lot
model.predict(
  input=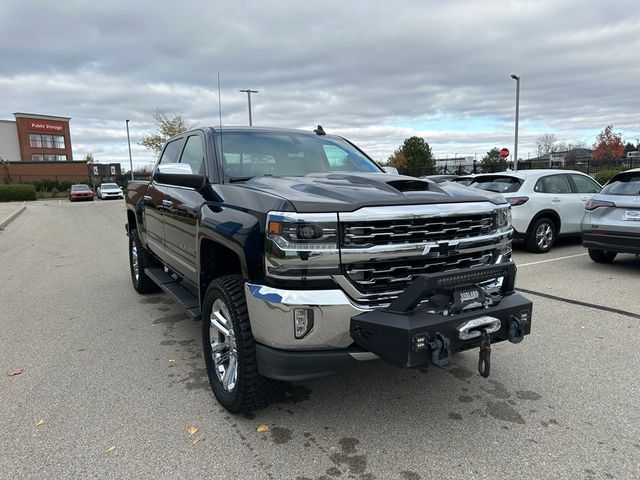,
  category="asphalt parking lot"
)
[1,200,639,480]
